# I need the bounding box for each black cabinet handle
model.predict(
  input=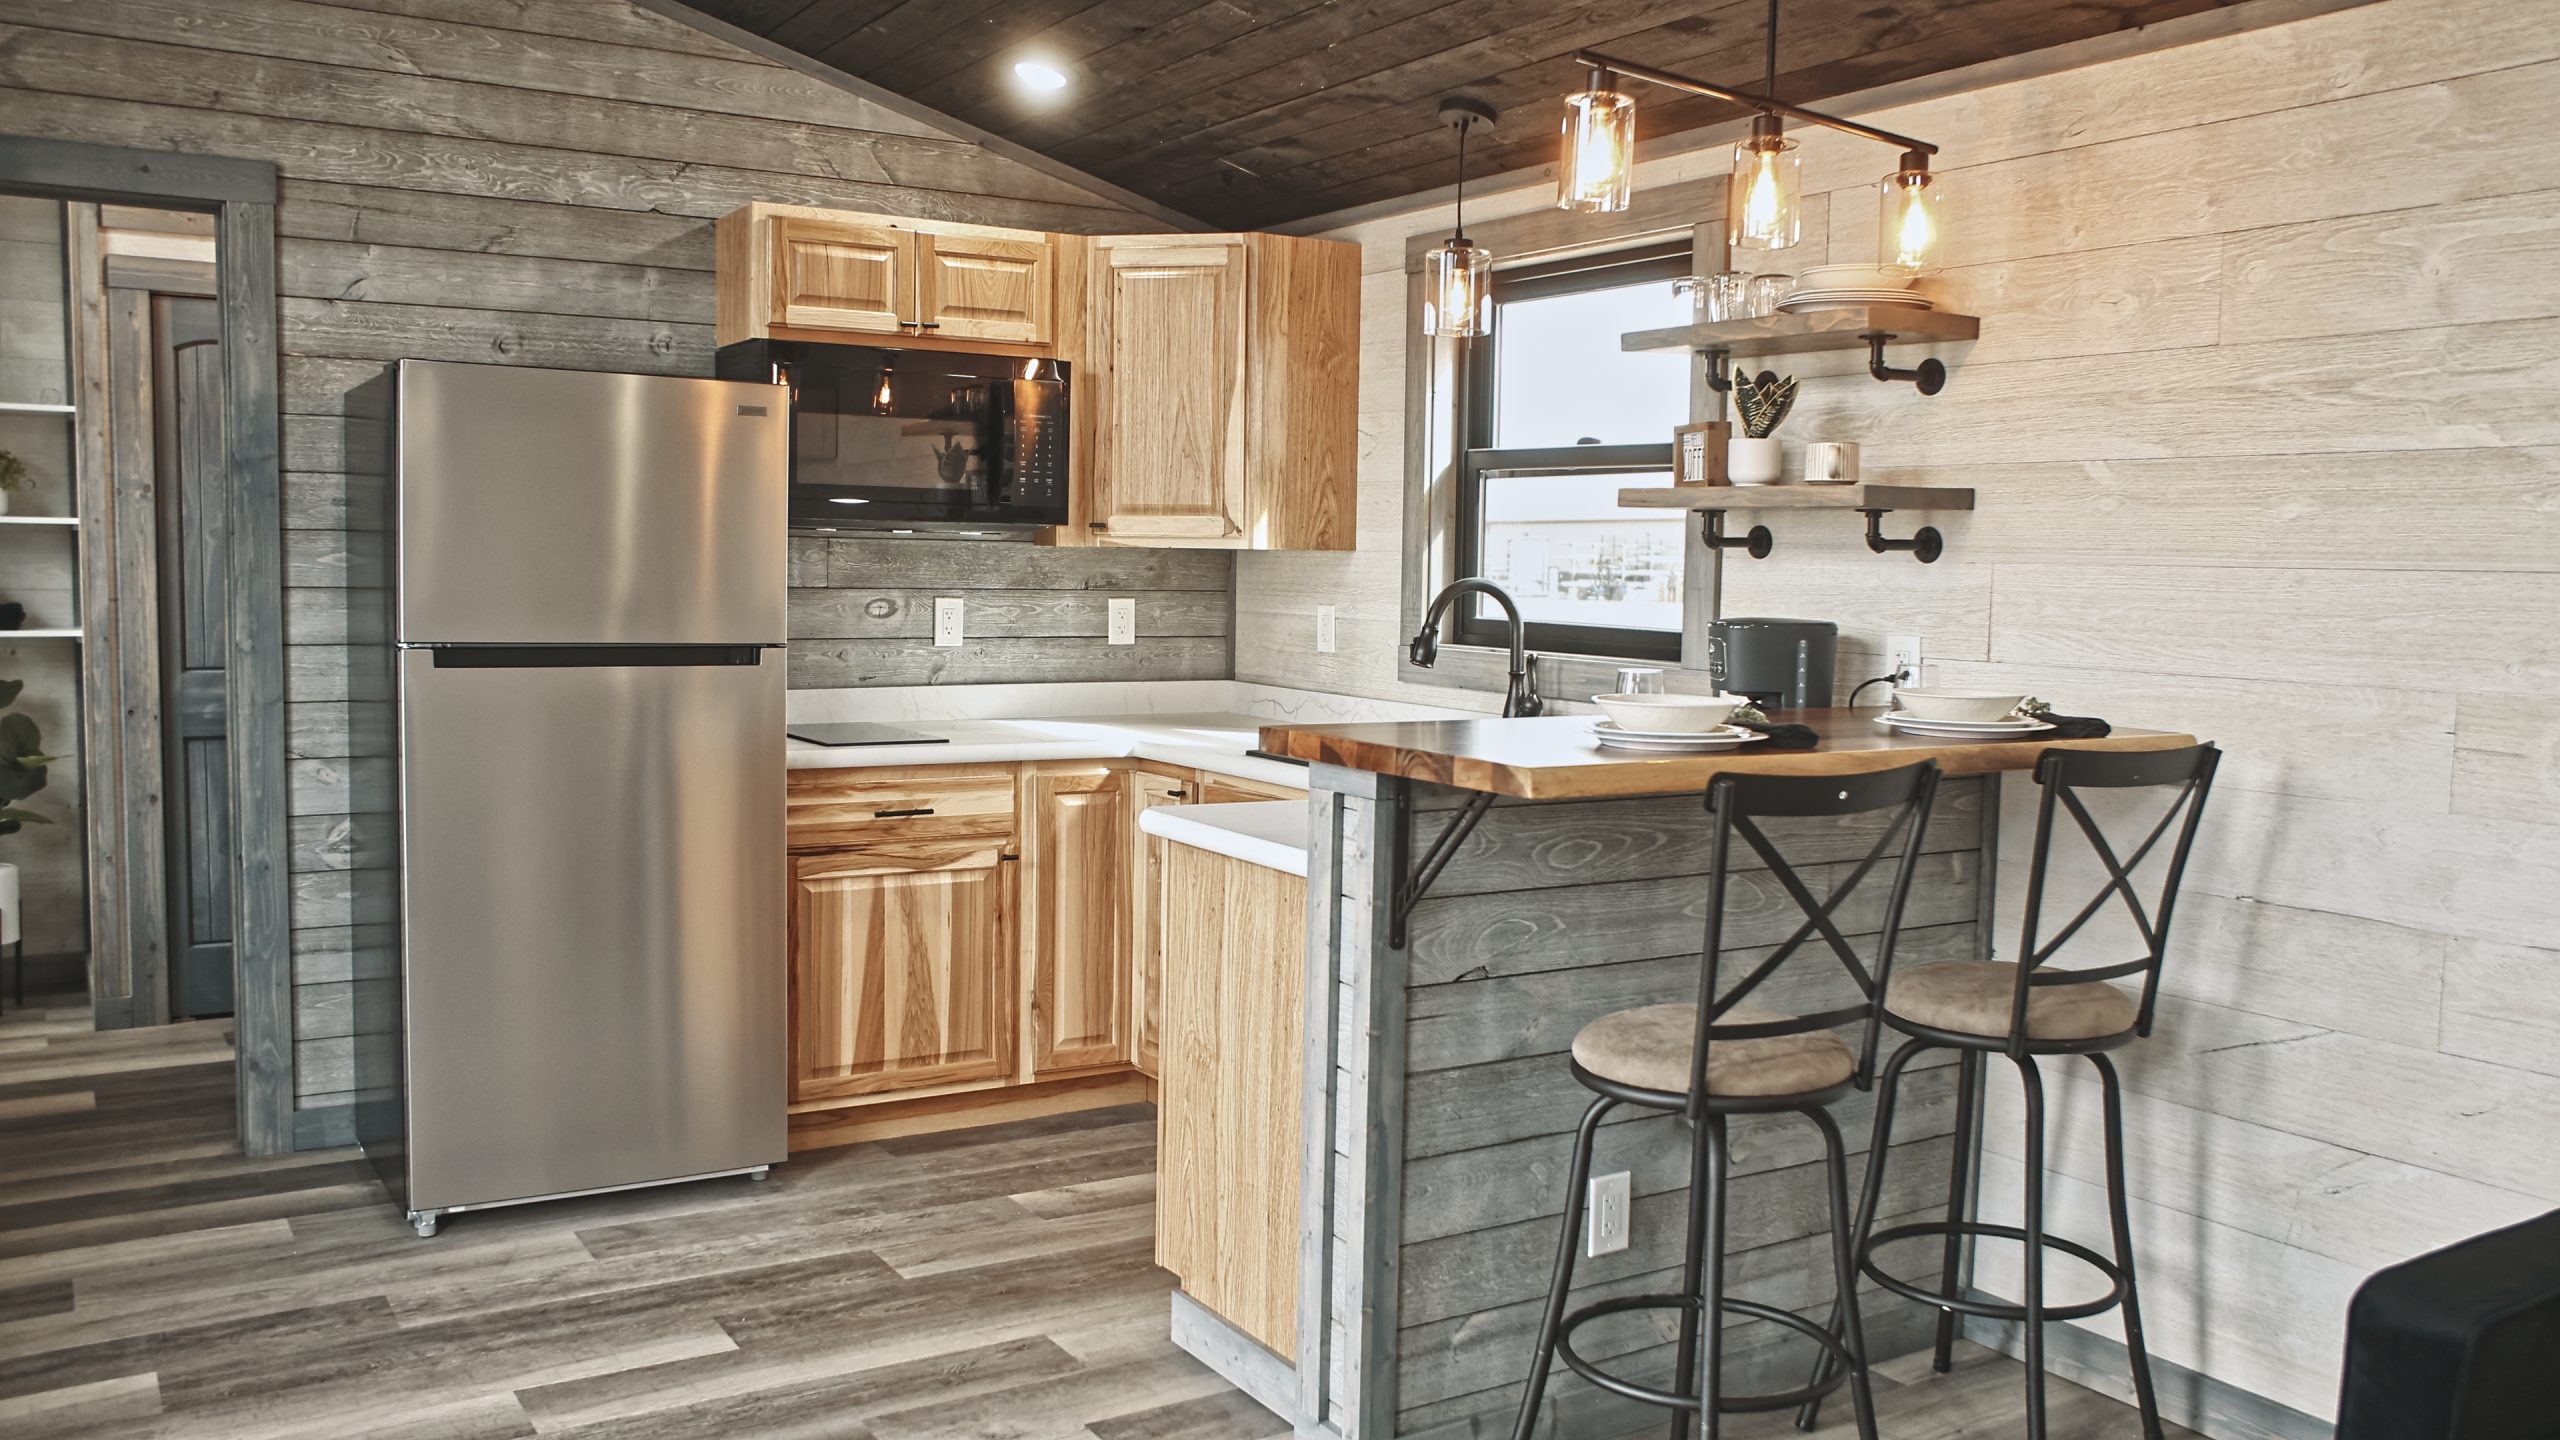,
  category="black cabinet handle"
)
[873,806,935,818]
[1168,789,1187,800]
